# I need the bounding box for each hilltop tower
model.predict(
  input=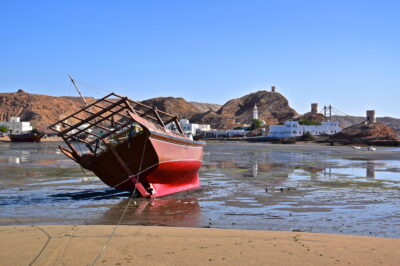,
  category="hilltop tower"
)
[311,103,318,114]
[366,110,376,123]
[253,104,258,120]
